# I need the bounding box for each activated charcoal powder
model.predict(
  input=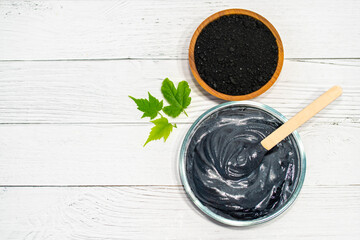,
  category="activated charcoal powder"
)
[194,14,279,96]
